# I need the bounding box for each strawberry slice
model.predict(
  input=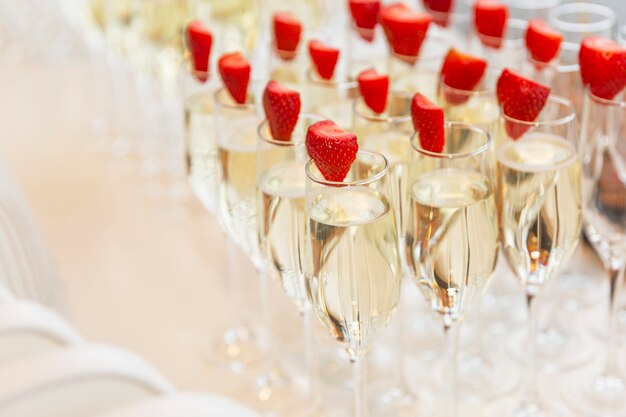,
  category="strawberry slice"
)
[185,20,213,82]
[379,3,432,64]
[473,0,508,49]
[525,20,562,64]
[273,12,302,61]
[218,52,251,105]
[357,69,389,114]
[308,40,340,80]
[263,80,301,141]
[305,120,358,182]
[579,37,626,100]
[422,0,453,27]
[349,0,381,42]
[440,48,487,105]
[411,93,445,153]
[496,68,550,139]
